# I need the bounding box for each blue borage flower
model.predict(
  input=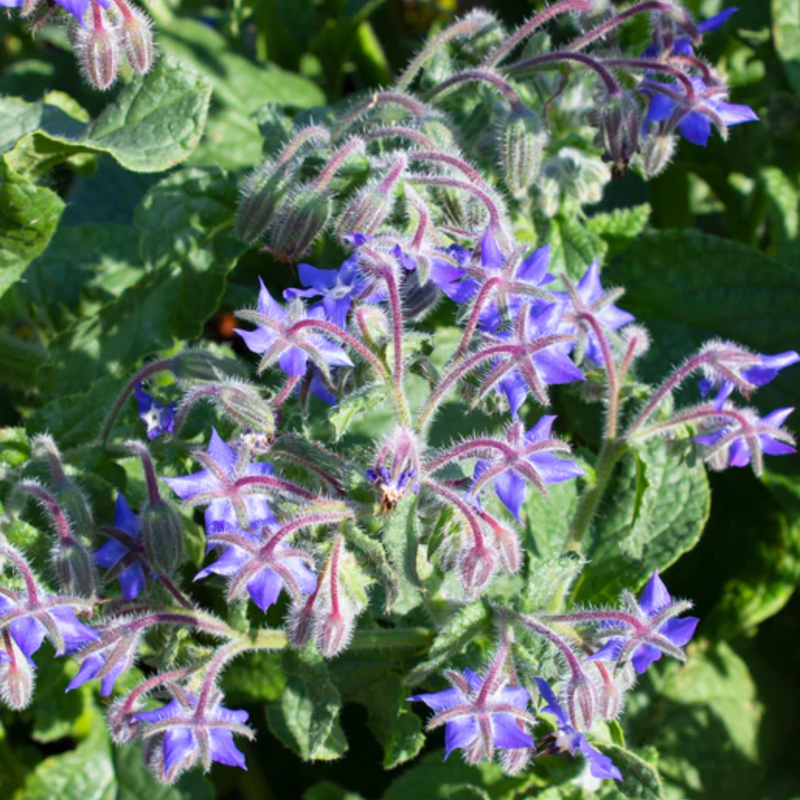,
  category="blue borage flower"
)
[236,278,354,377]
[586,571,699,674]
[195,528,317,614]
[699,349,800,408]
[132,691,252,782]
[0,596,98,666]
[470,417,584,522]
[162,428,276,534]
[555,262,635,366]
[642,76,758,147]
[135,383,176,441]
[0,0,110,23]
[694,407,796,469]
[408,667,535,761]
[94,493,147,600]
[535,678,622,781]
